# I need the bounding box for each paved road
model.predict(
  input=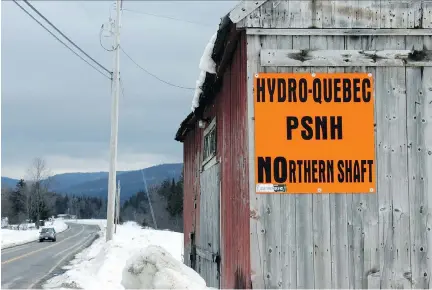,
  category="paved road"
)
[1,223,99,289]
